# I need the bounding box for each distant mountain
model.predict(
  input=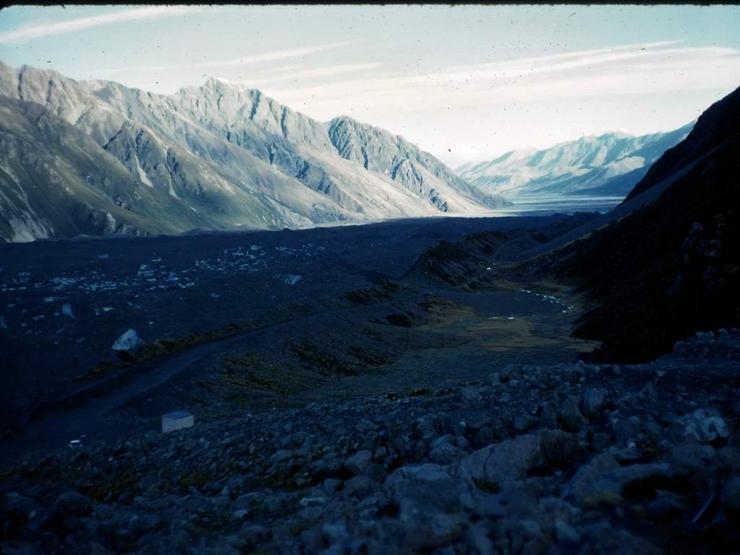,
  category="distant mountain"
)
[548,86,740,362]
[0,63,507,242]
[457,125,693,199]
